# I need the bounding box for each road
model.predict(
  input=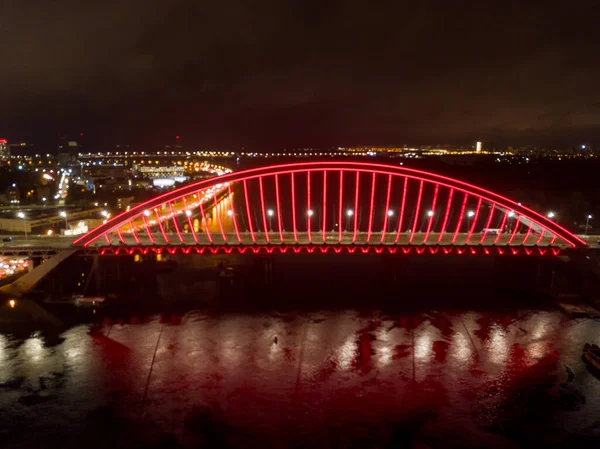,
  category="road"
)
[1,233,600,253]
